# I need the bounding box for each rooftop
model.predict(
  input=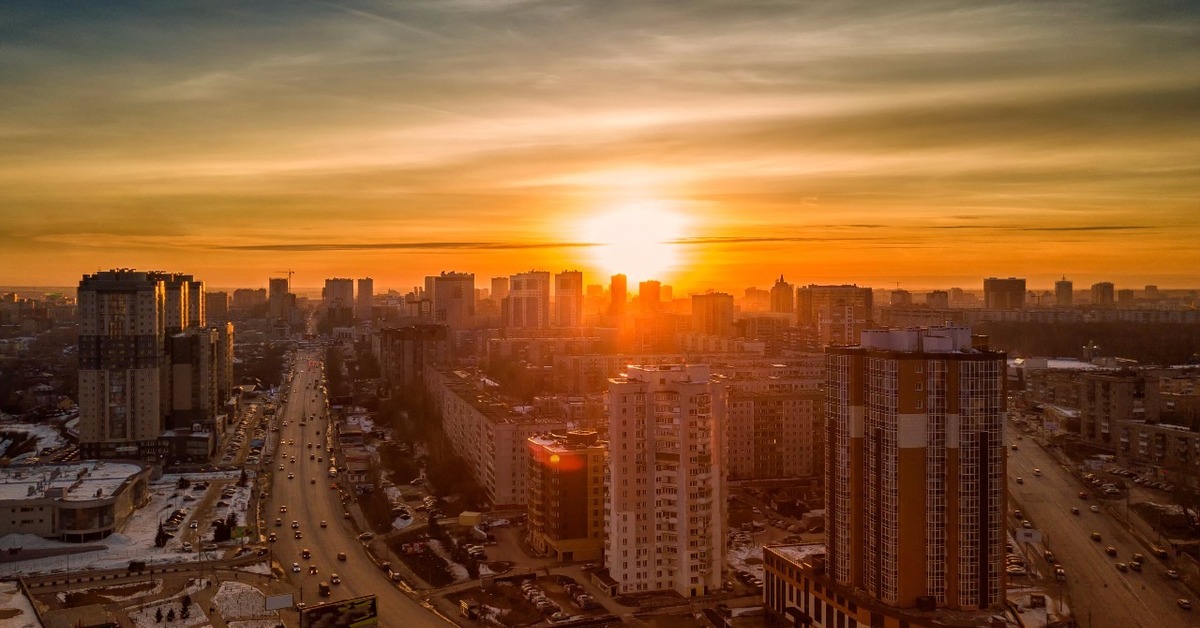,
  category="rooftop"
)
[0,460,145,502]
